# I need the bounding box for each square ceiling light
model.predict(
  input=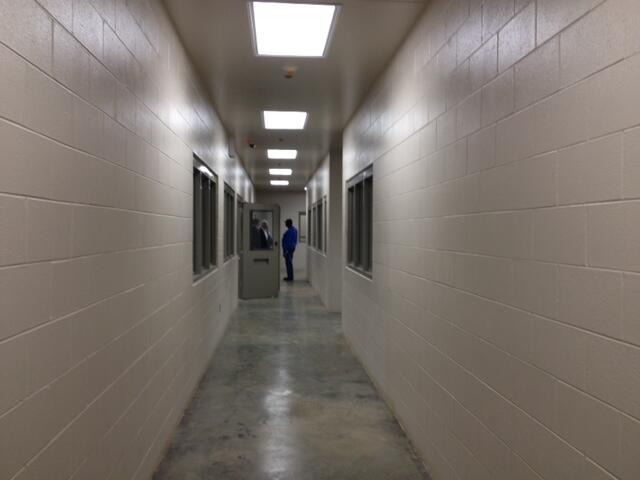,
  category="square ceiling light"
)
[270,180,290,186]
[263,111,308,130]
[251,2,338,57]
[267,149,297,159]
[269,168,293,176]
